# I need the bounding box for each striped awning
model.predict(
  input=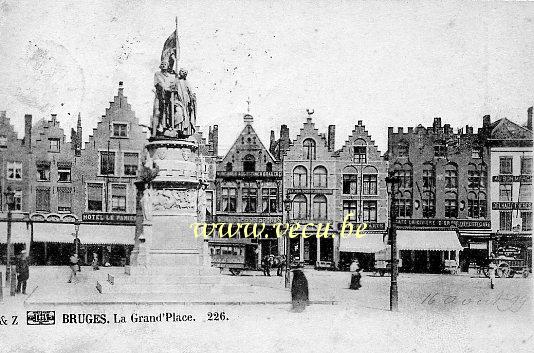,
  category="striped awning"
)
[397,230,463,251]
[0,222,30,244]
[339,233,387,253]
